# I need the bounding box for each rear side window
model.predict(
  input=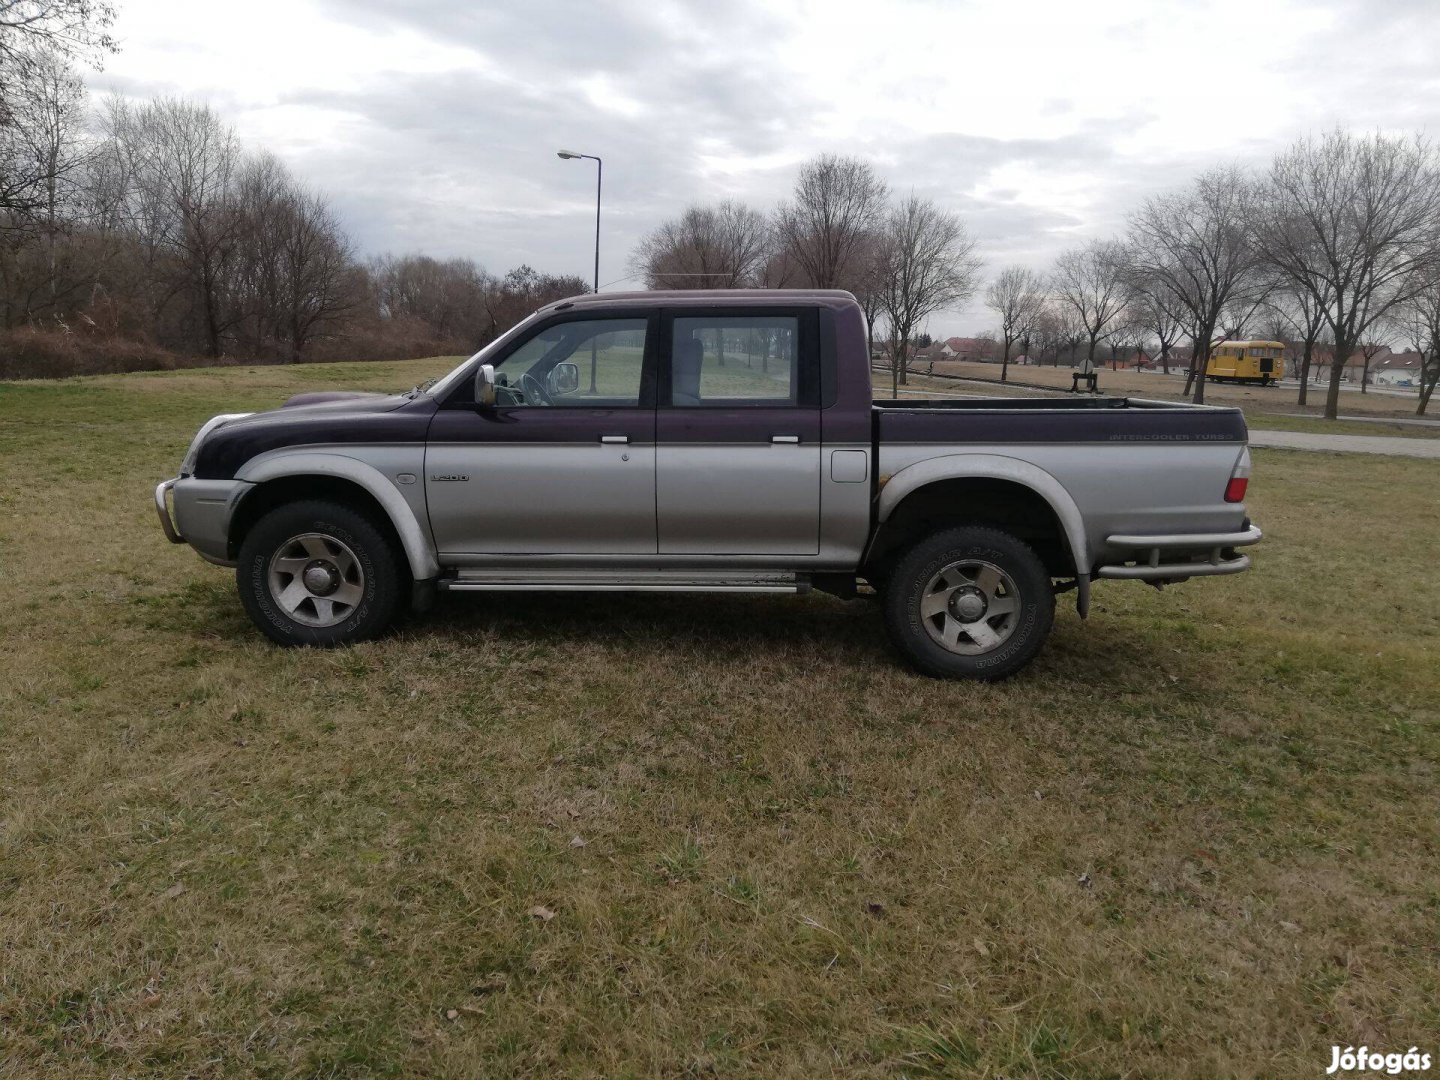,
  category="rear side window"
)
[670,316,799,406]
